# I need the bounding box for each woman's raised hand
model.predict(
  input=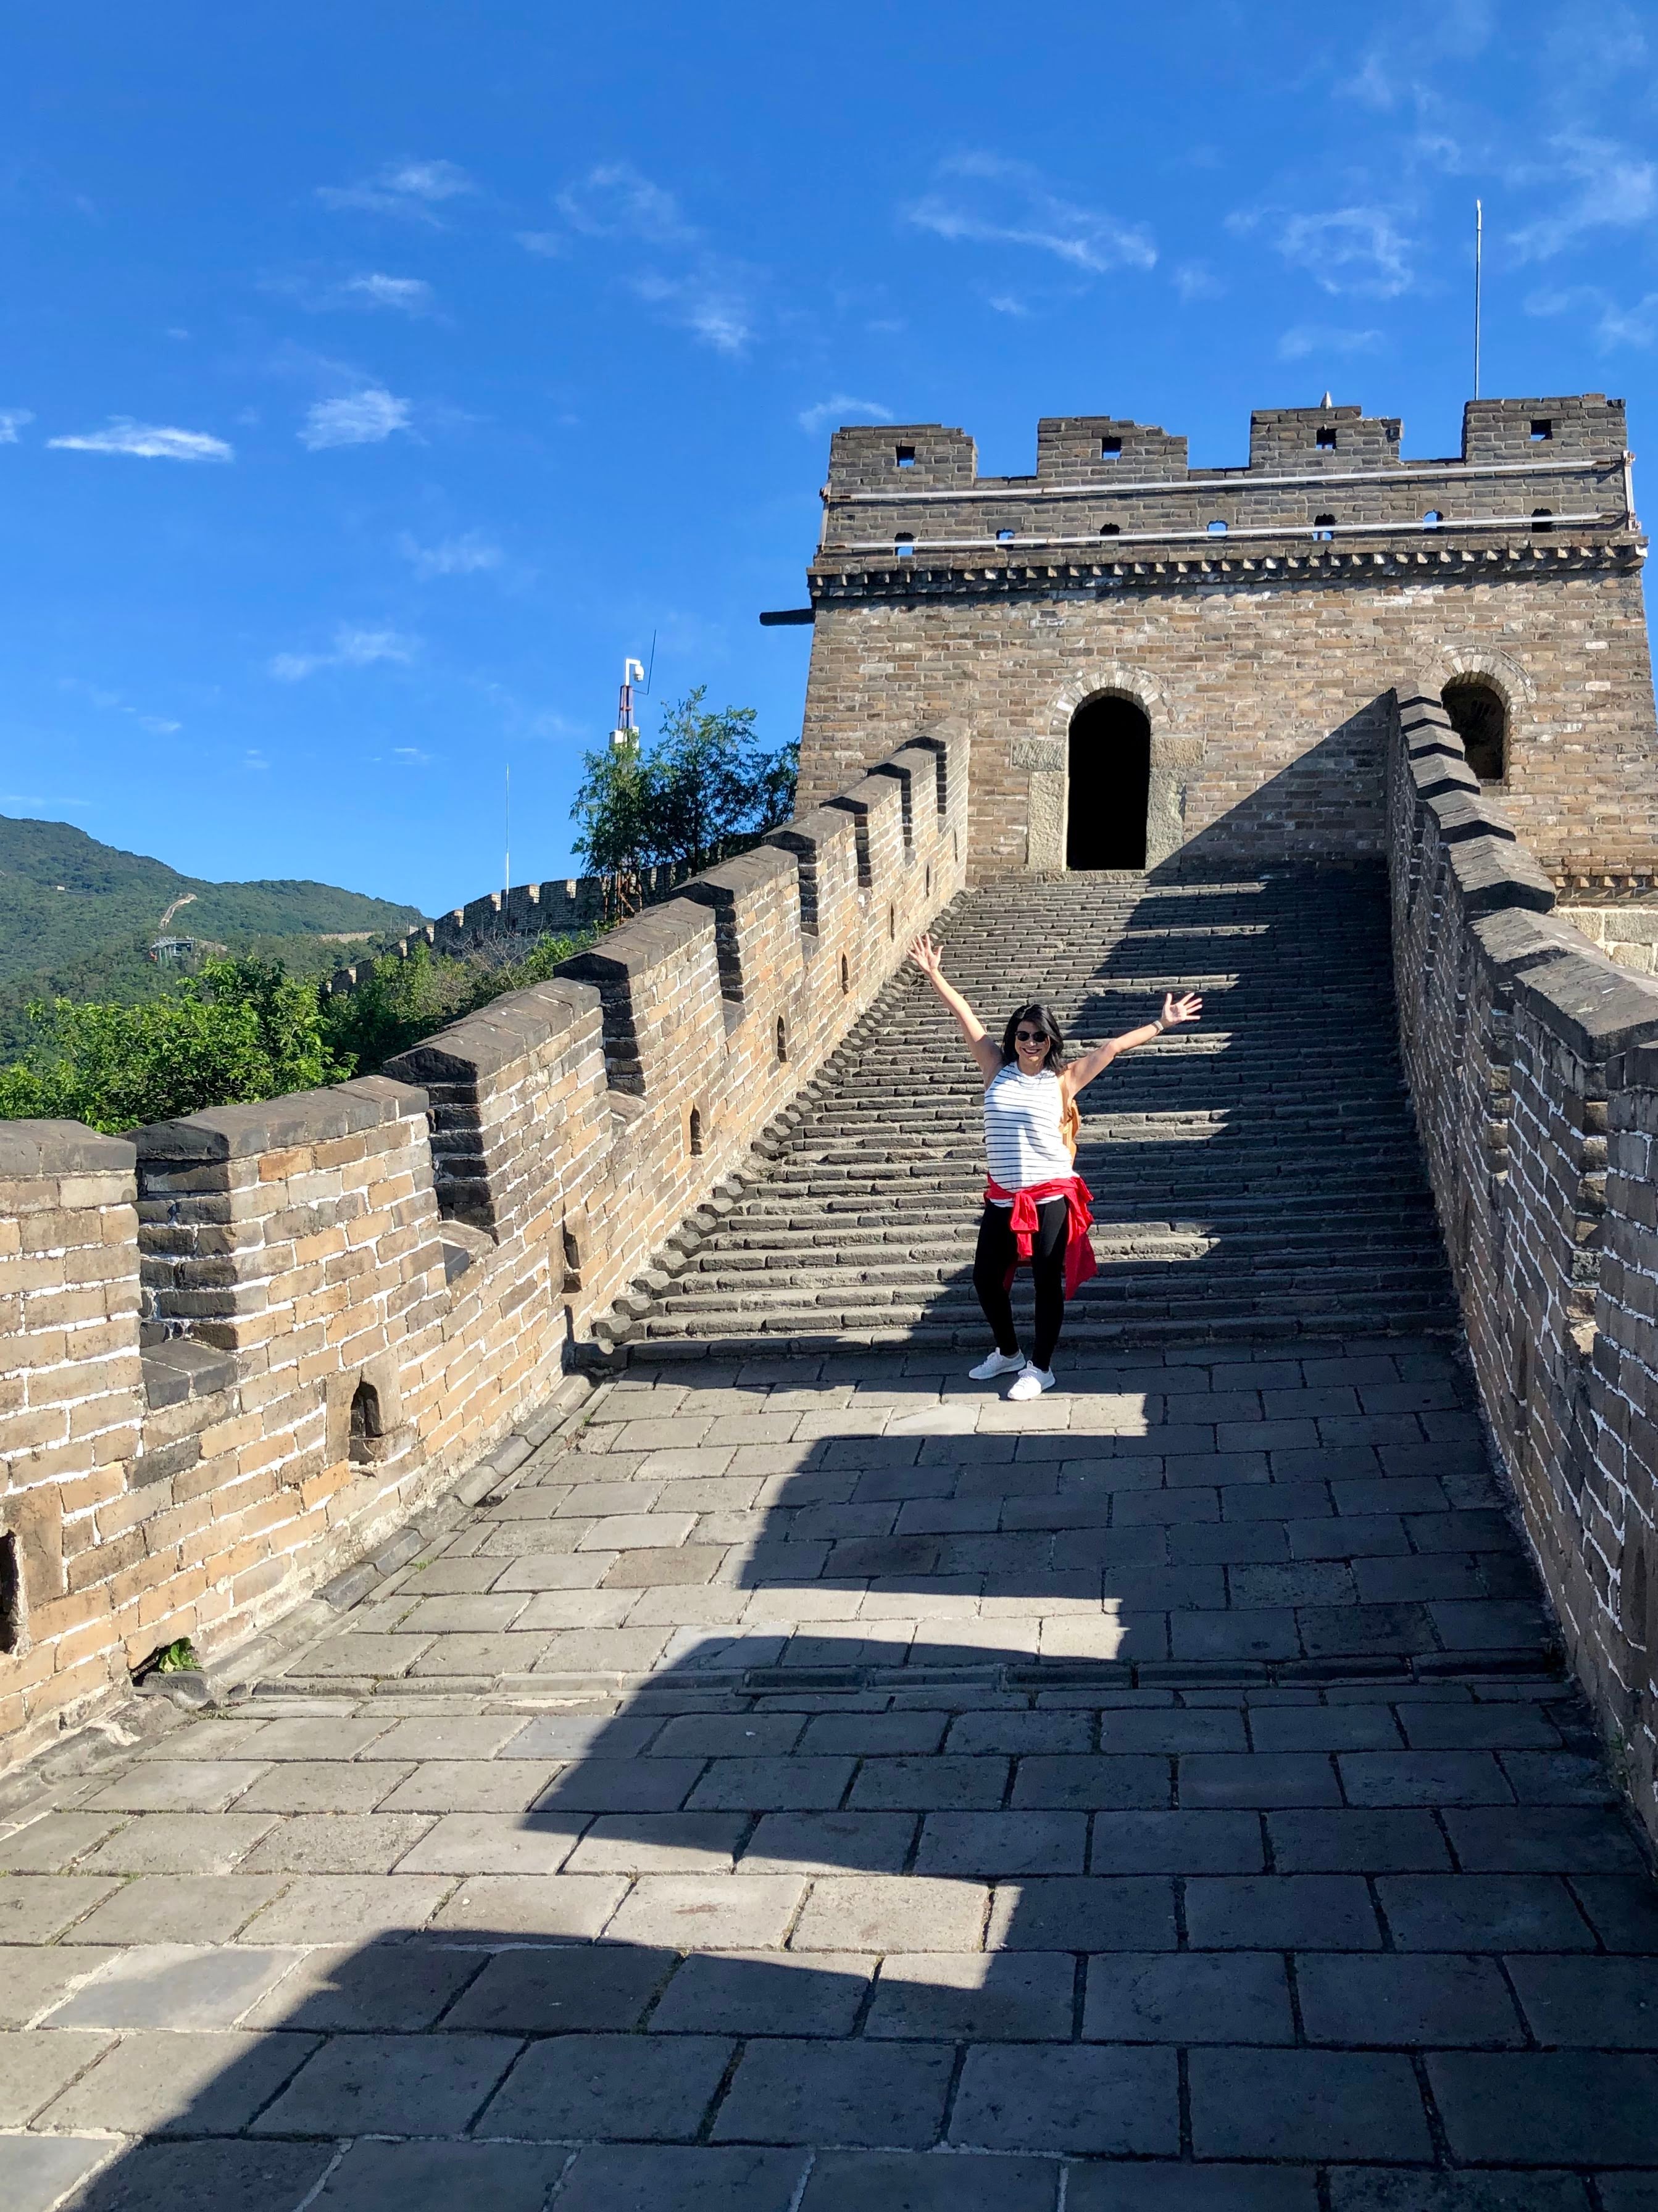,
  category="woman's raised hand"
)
[909,933,945,982]
[1162,991,1204,1028]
